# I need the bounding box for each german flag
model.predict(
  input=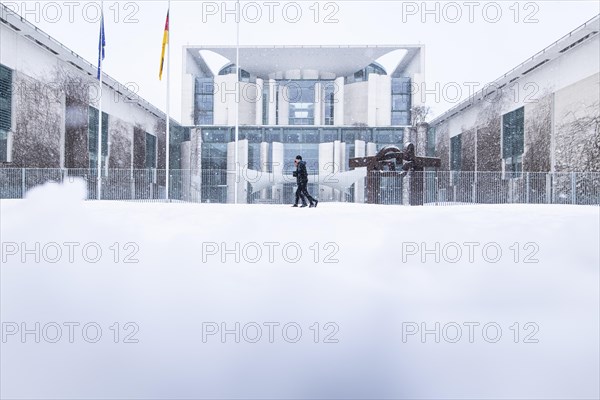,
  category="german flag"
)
[159,9,169,80]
